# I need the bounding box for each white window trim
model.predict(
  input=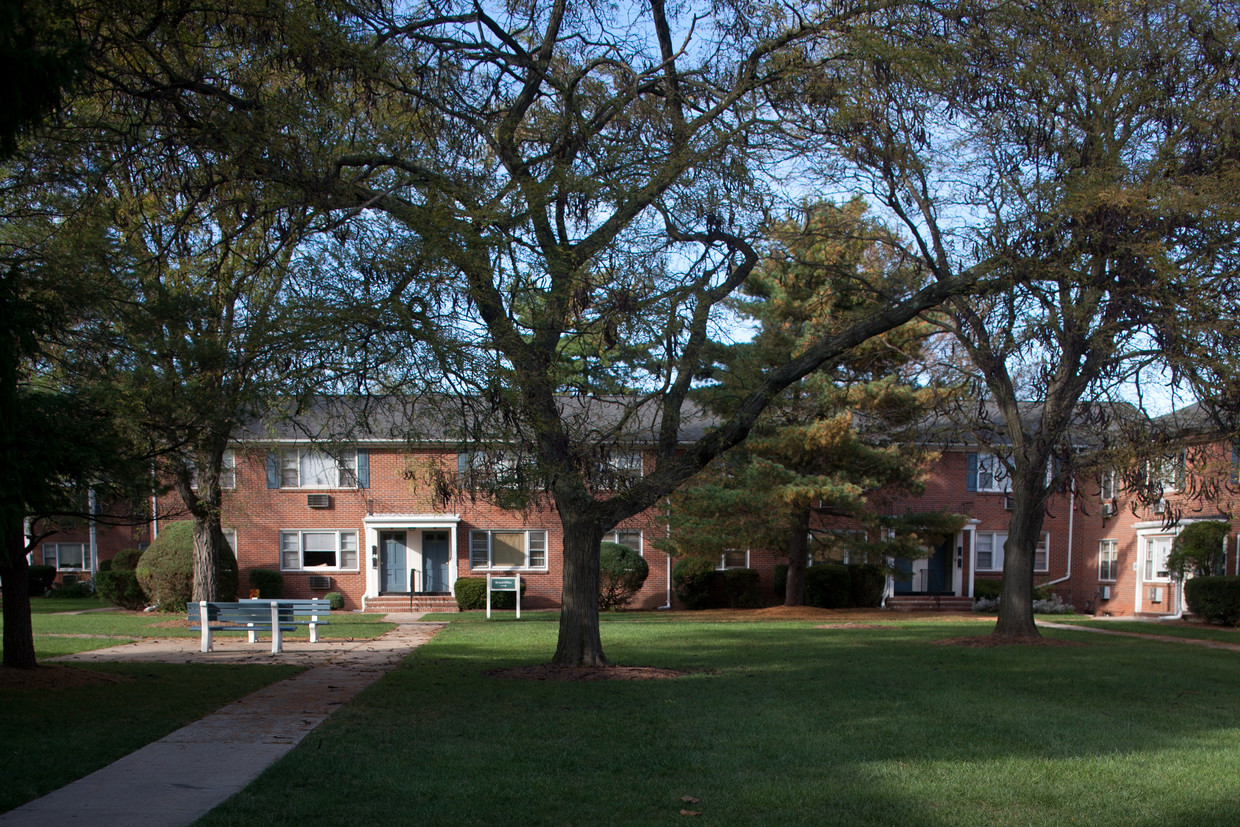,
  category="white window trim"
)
[469,529,548,571]
[279,448,358,489]
[43,542,88,571]
[604,529,643,556]
[974,531,1049,573]
[1098,539,1118,582]
[1143,535,1174,583]
[976,452,1011,493]
[718,549,749,570]
[279,529,360,572]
